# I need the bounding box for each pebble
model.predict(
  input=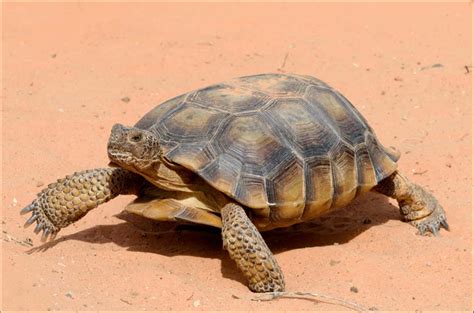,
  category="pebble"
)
[12,198,18,207]
[65,291,74,299]
[193,299,201,307]
[121,97,130,103]
[350,286,359,293]
[36,181,45,187]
